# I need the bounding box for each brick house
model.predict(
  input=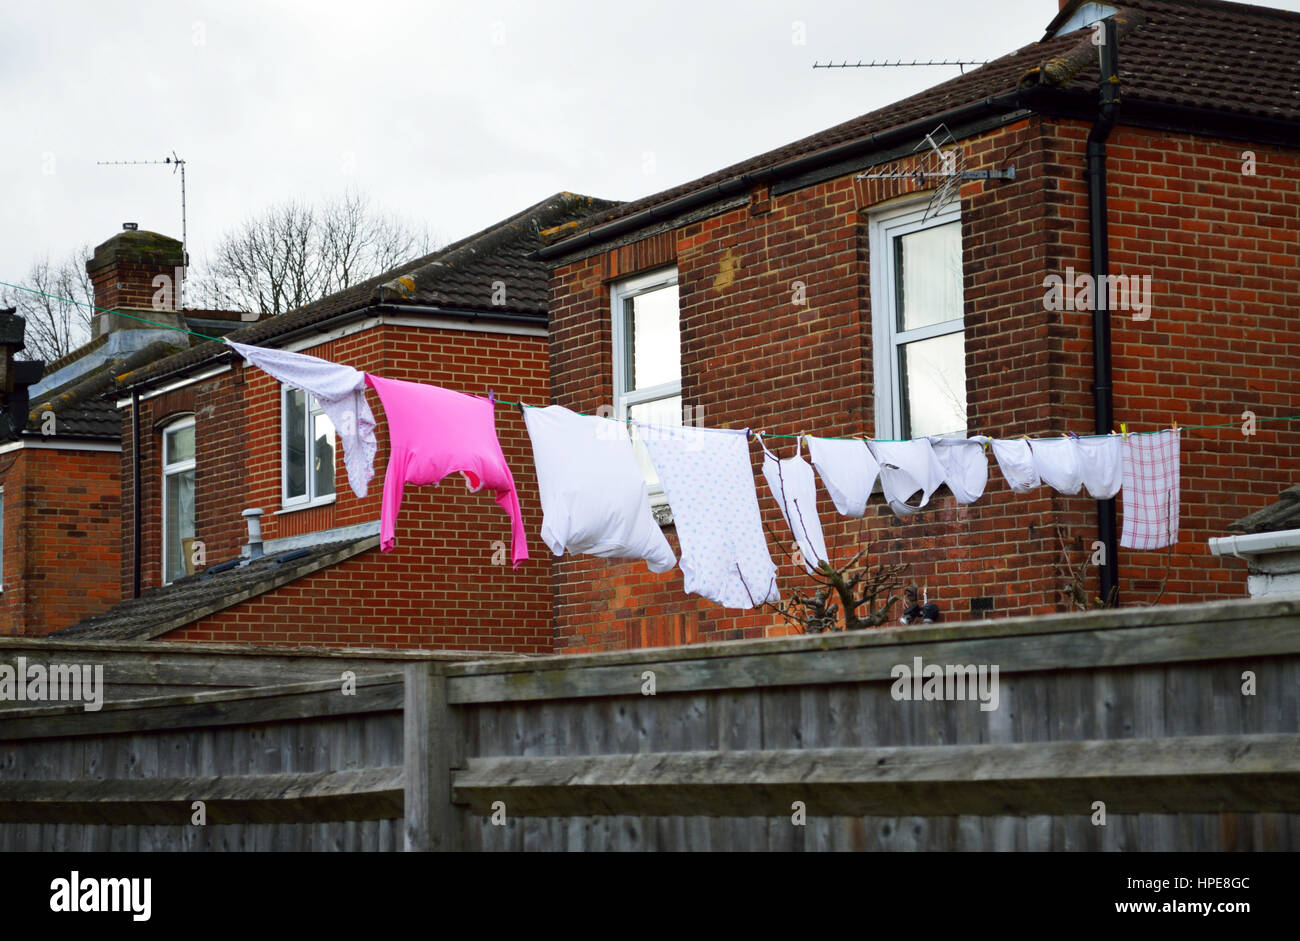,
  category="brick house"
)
[0,227,245,635]
[58,193,615,652]
[537,0,1300,652]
